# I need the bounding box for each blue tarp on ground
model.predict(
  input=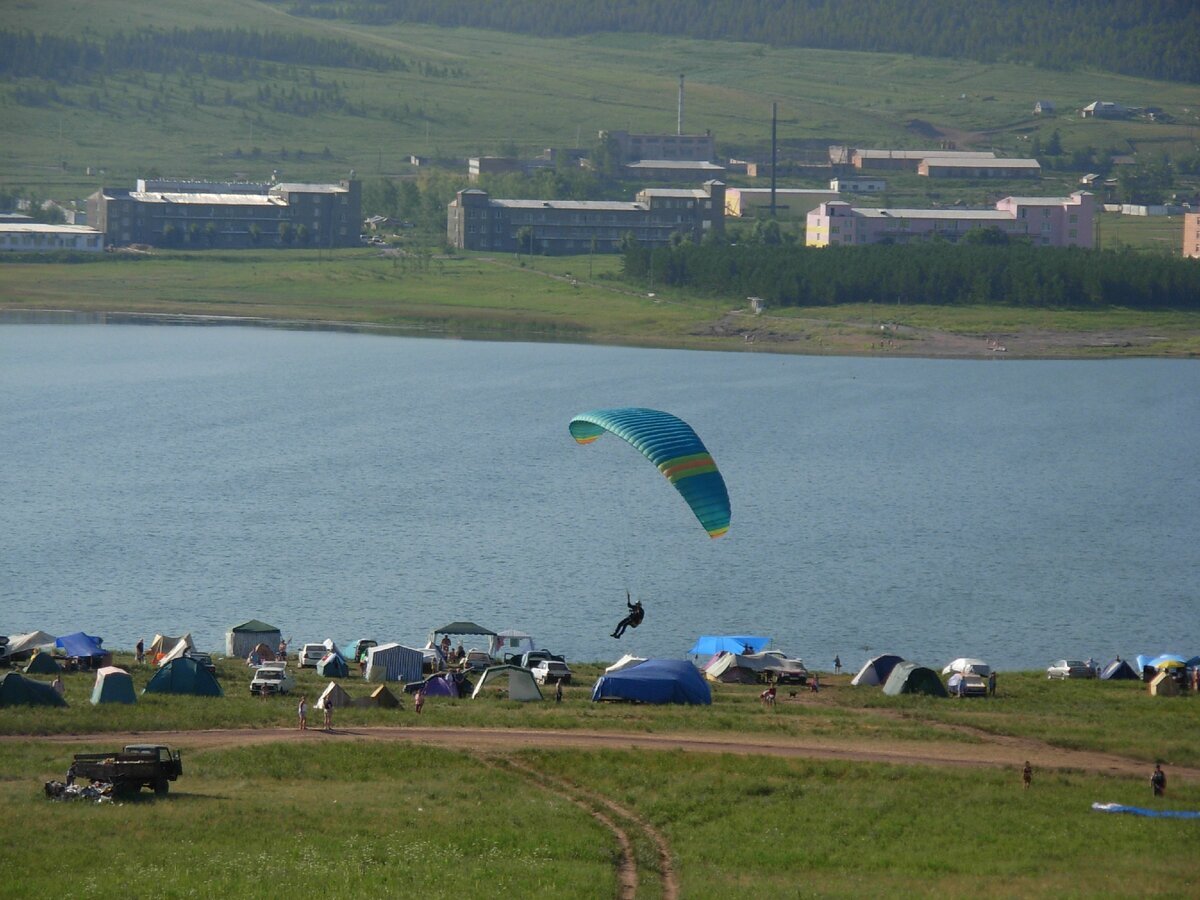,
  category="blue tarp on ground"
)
[591,658,711,705]
[56,632,104,658]
[688,635,770,656]
[1092,803,1200,819]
